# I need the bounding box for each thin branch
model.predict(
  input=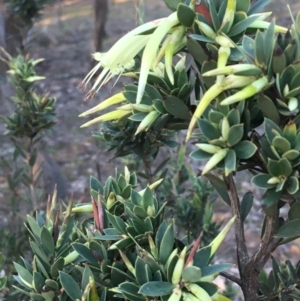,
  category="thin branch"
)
[220,272,242,286]
[225,174,249,270]
[253,215,276,266]
[257,284,299,300]
[143,156,152,184]
[256,237,281,271]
